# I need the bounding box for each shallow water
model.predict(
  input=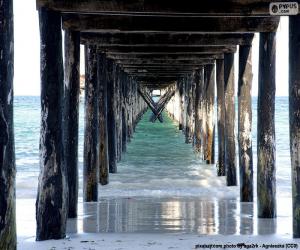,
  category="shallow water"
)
[14,96,294,239]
